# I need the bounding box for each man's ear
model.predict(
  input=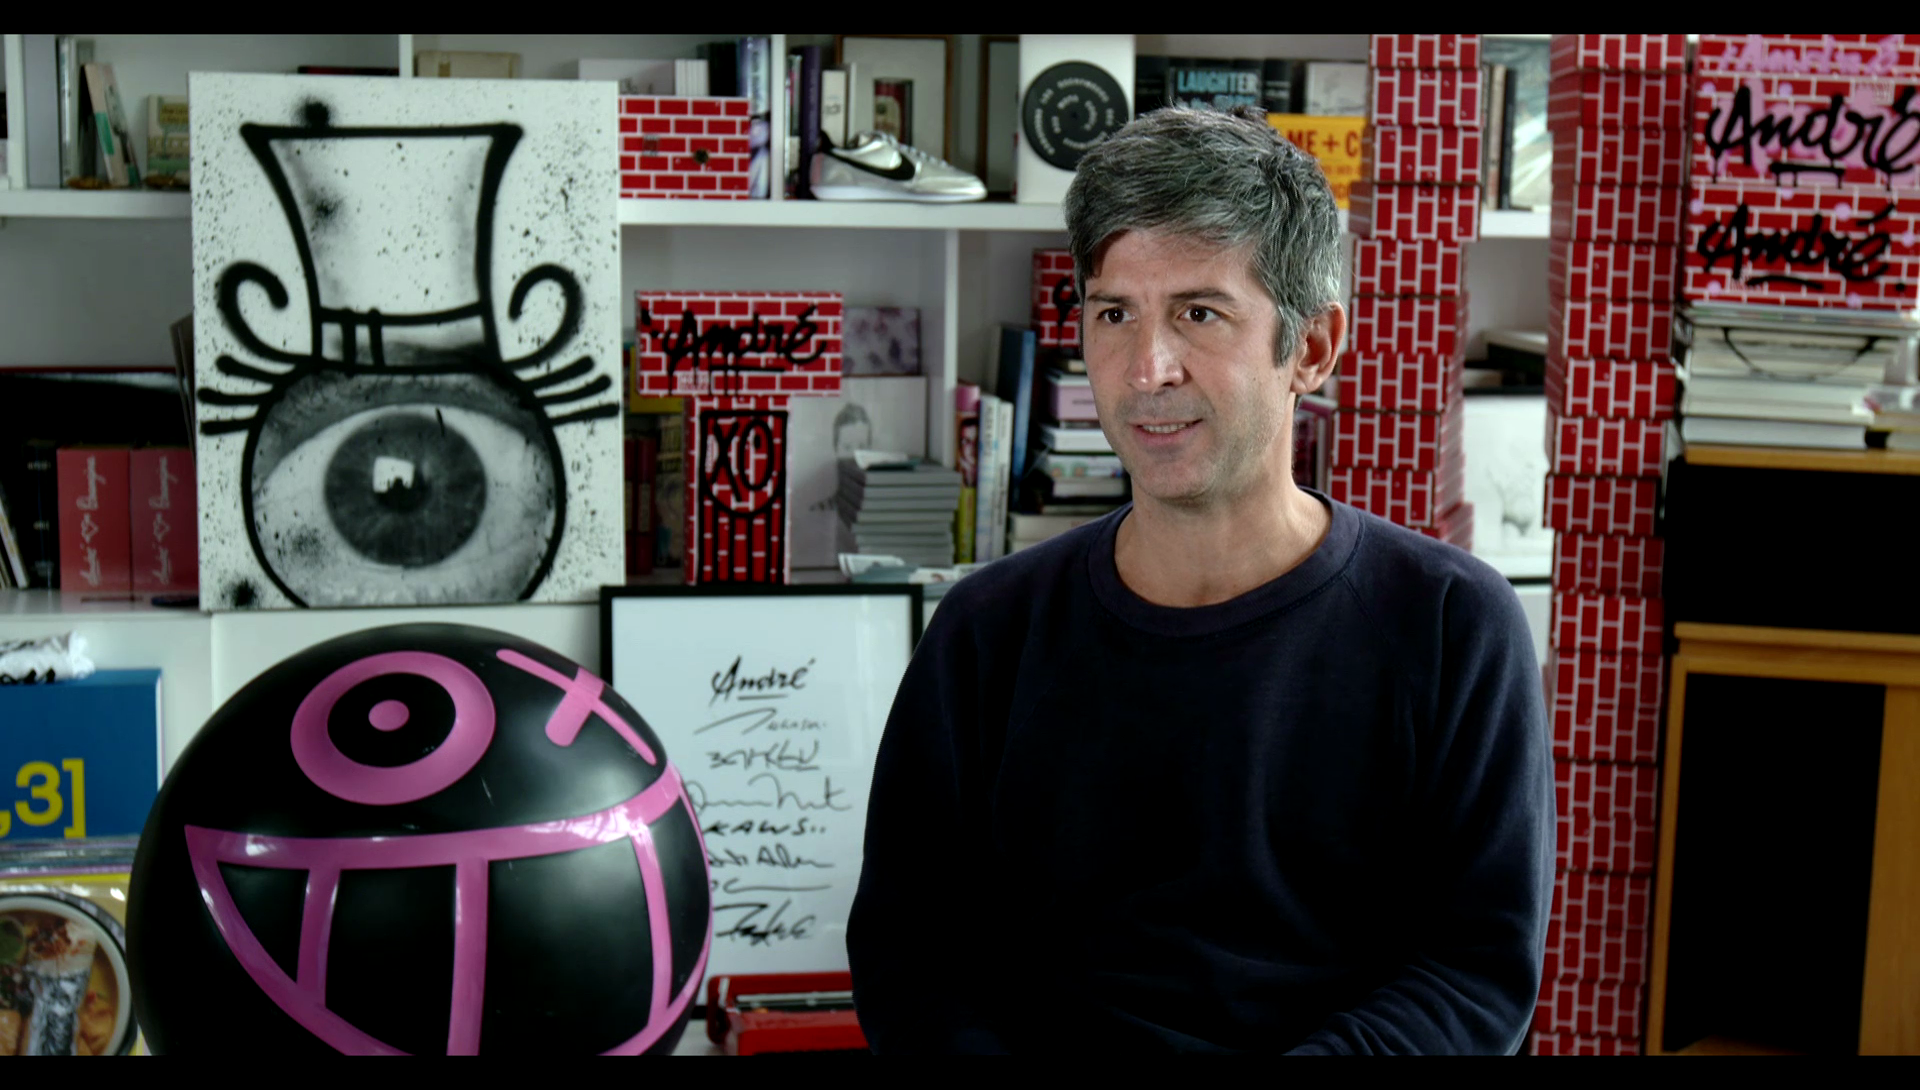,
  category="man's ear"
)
[1288,302,1347,397]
